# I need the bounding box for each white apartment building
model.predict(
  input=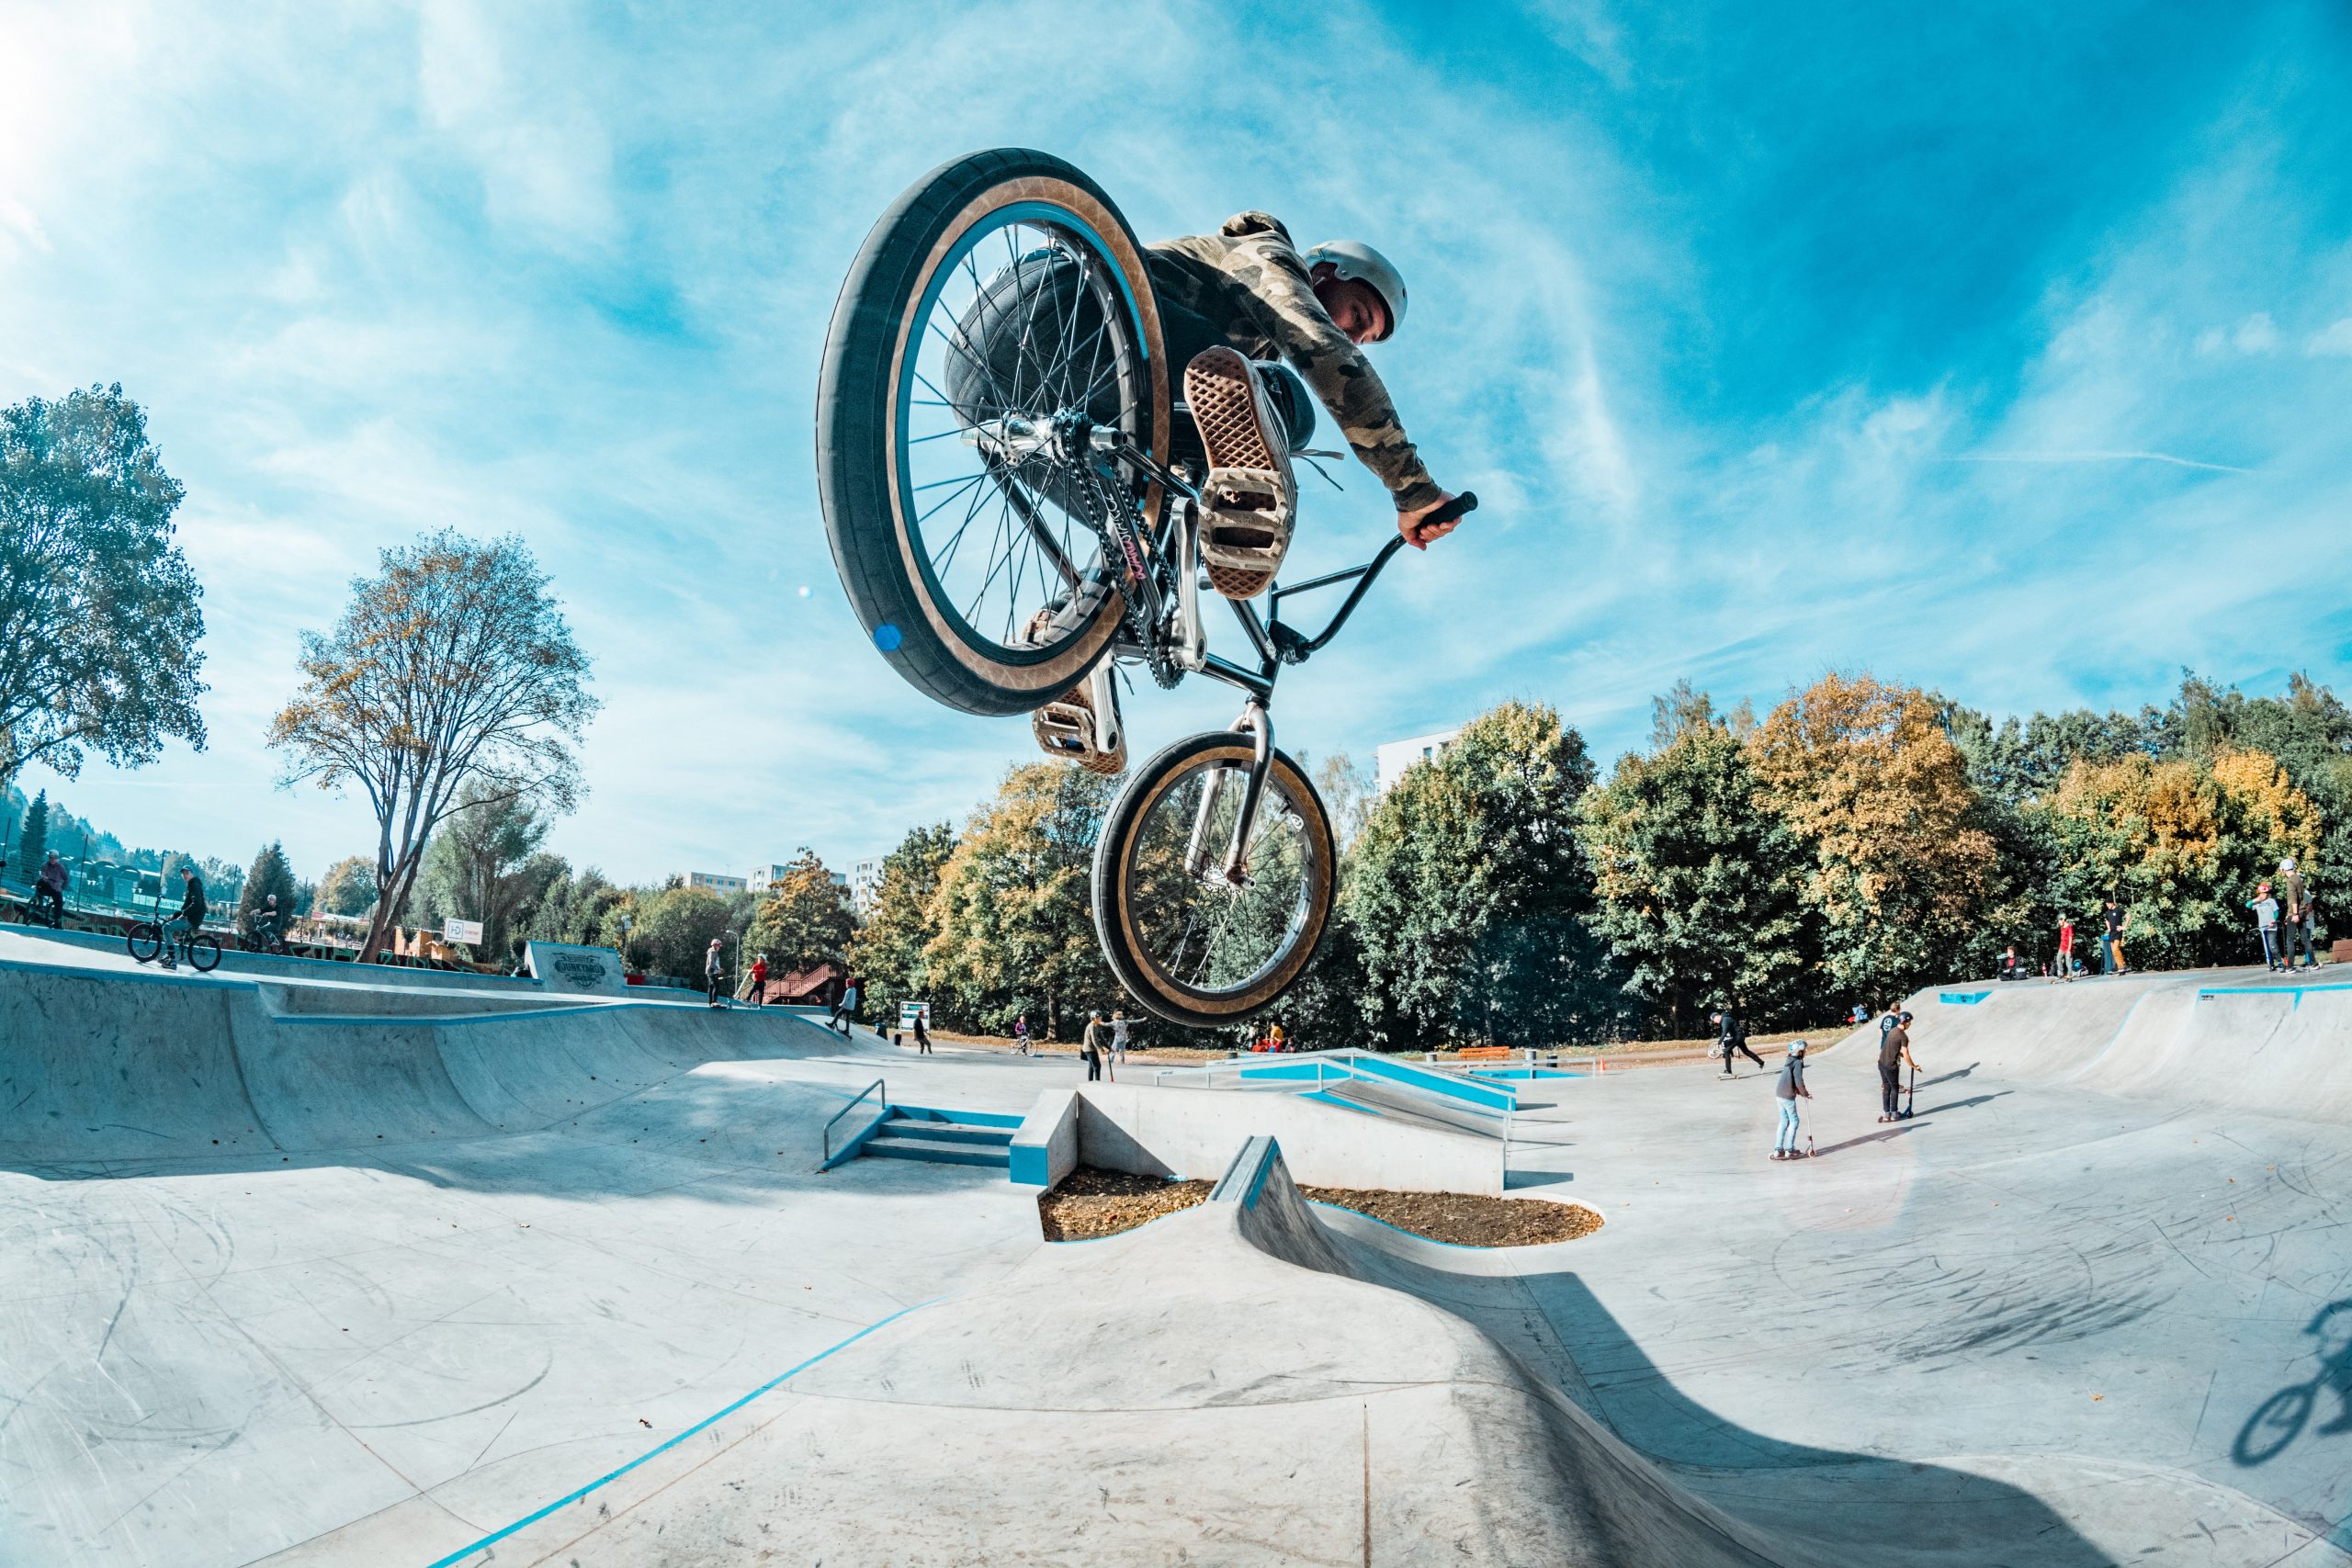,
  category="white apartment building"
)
[1374,726,1464,793]
[686,871,747,894]
[747,863,792,895]
[850,859,883,918]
